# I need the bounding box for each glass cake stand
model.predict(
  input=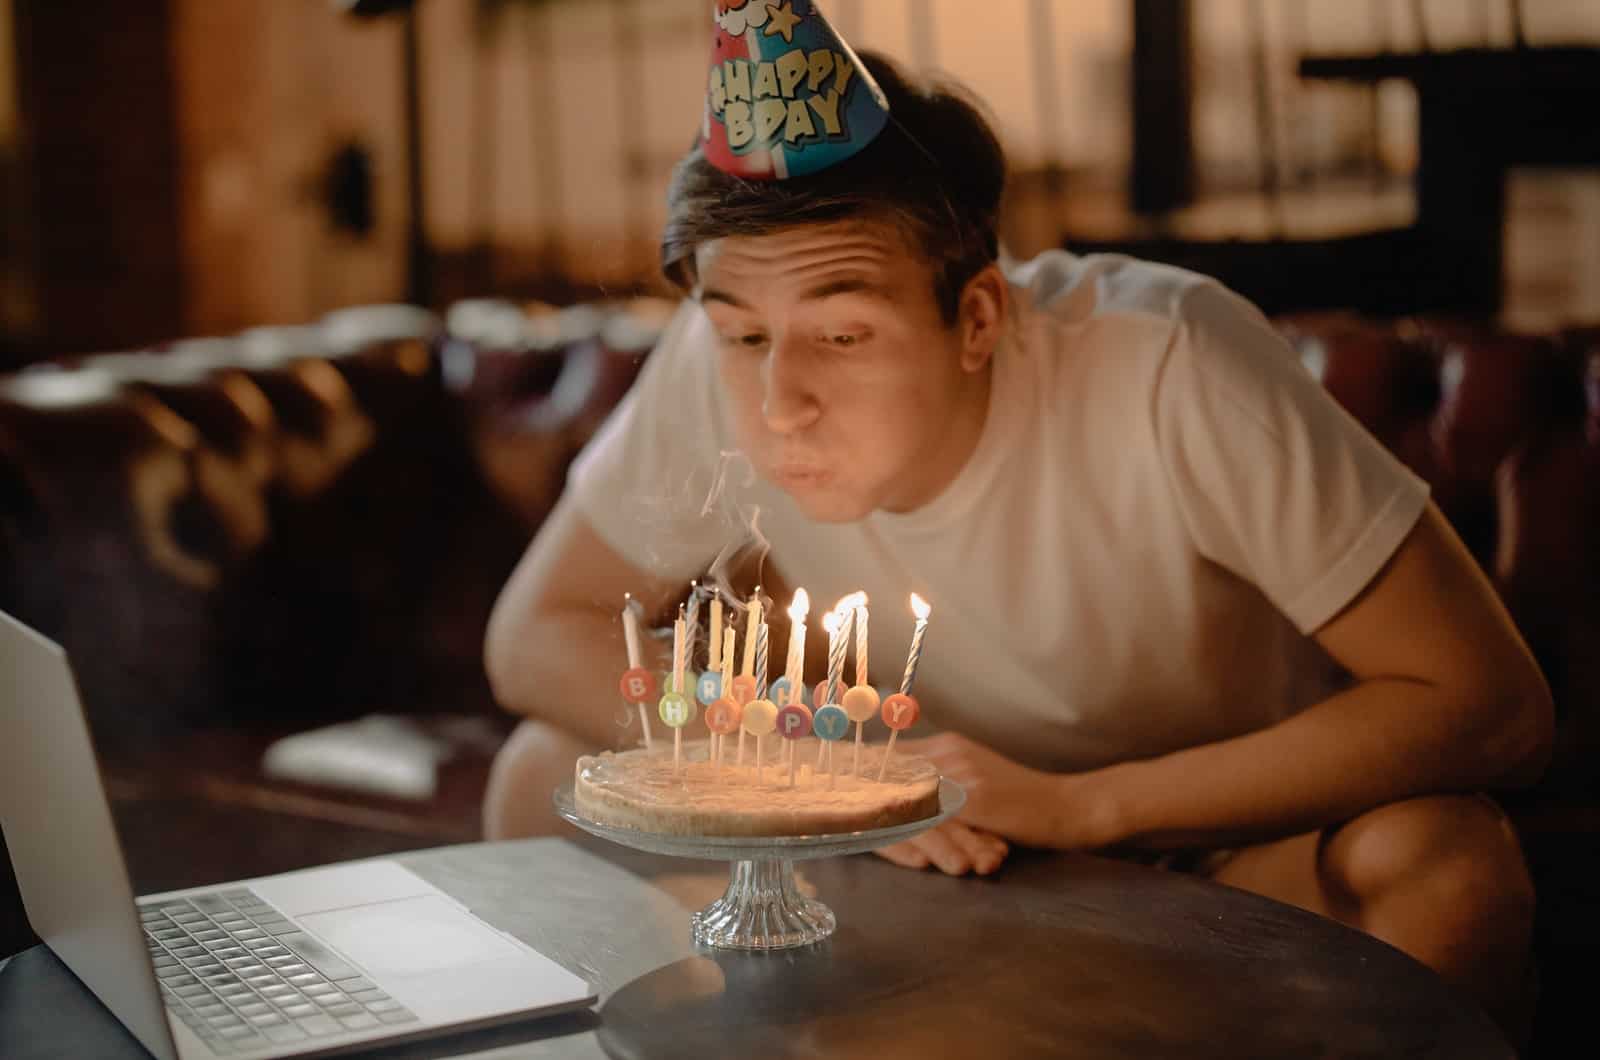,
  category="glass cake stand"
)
[552,778,965,951]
